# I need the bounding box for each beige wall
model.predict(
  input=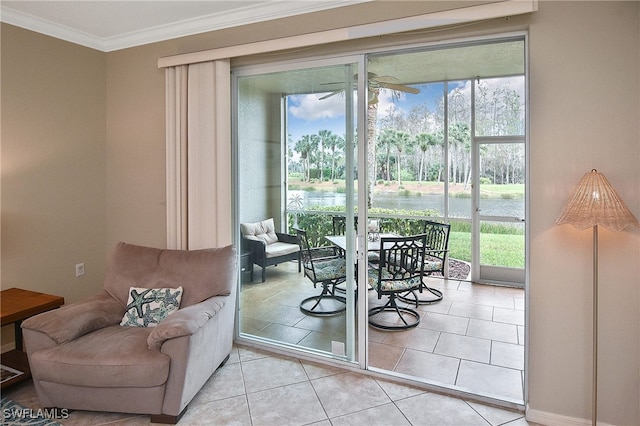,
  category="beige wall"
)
[1,26,107,315]
[1,1,639,424]
[528,2,639,423]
